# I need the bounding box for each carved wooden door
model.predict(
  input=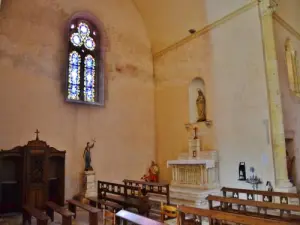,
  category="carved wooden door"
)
[26,150,47,209]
